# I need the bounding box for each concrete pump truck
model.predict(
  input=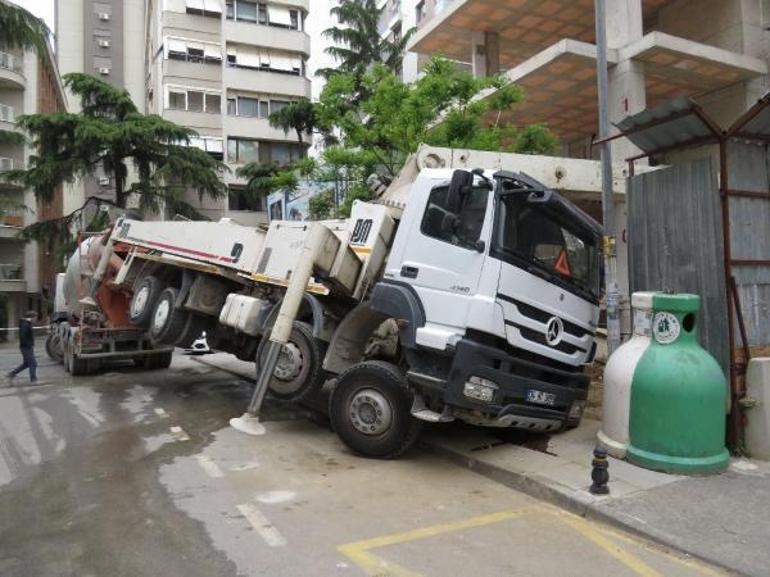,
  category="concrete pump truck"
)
[47,149,602,458]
